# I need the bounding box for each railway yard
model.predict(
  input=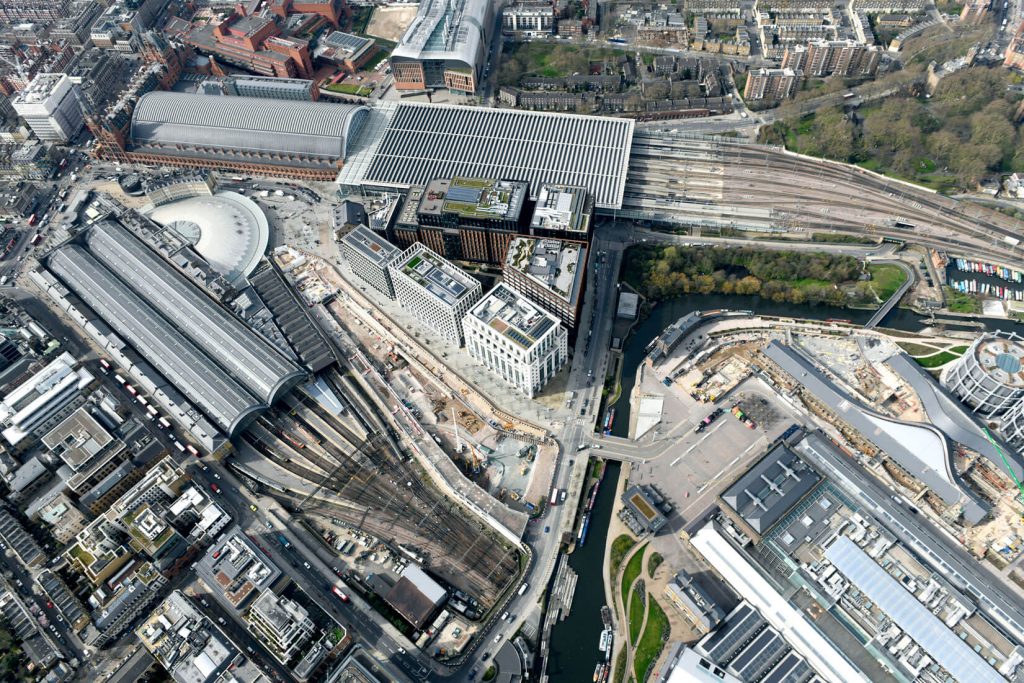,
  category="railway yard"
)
[625,134,1024,269]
